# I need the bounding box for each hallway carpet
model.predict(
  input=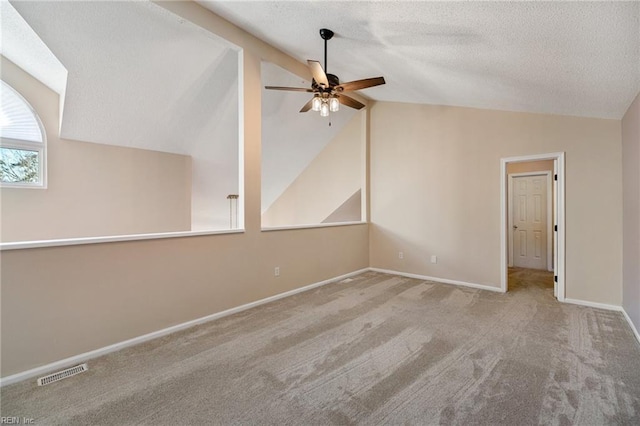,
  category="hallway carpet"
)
[2,270,640,425]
